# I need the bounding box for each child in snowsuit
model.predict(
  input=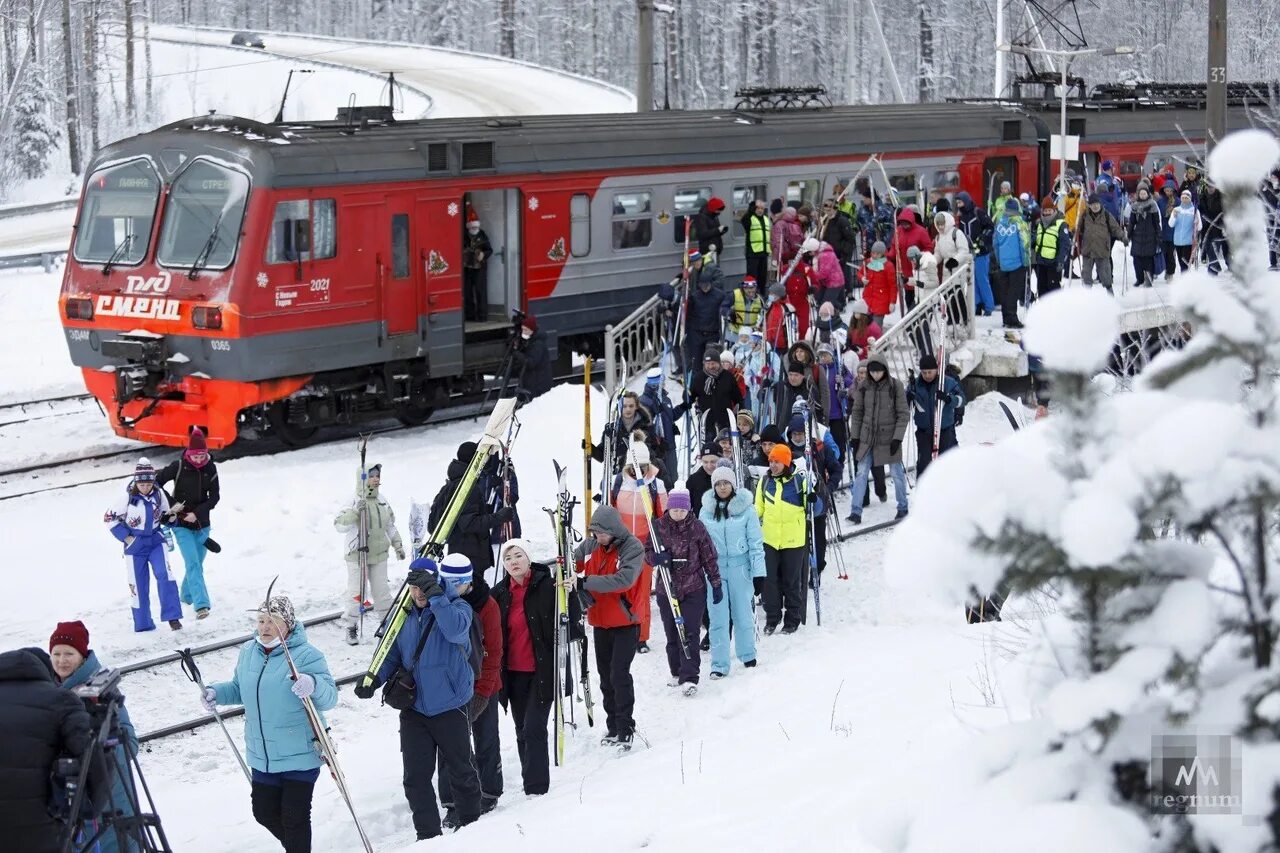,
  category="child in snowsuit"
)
[334,463,406,645]
[105,458,183,632]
